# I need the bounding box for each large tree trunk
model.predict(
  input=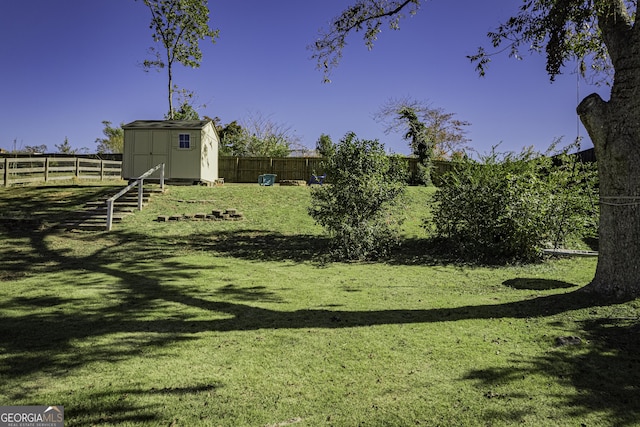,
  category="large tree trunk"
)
[577,61,640,298]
